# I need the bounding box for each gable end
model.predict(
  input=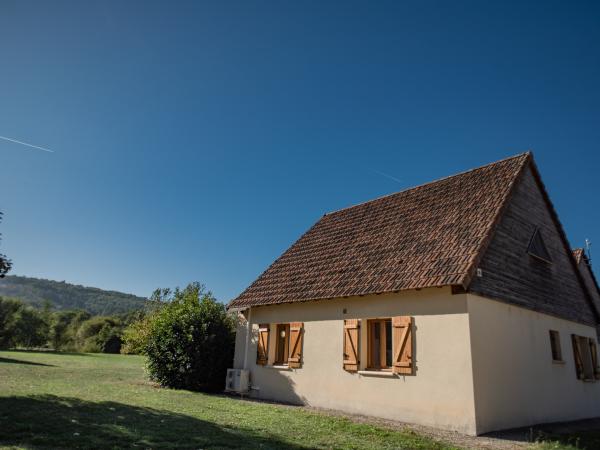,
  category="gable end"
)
[467,161,599,326]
